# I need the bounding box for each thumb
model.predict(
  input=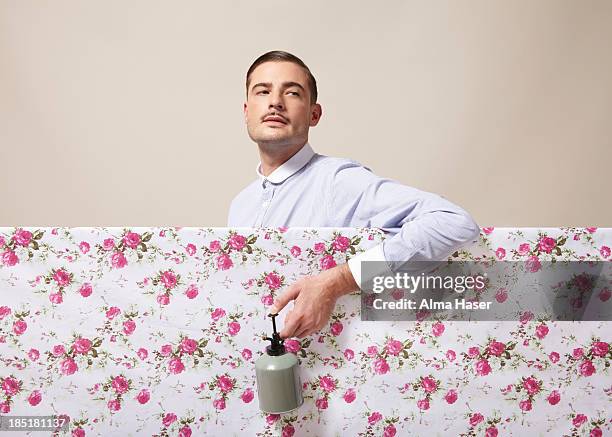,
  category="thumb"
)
[269,282,300,314]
